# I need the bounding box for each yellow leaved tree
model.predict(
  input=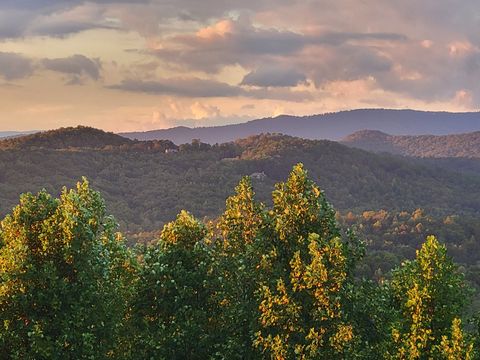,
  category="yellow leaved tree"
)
[389,235,474,359]
[254,164,361,359]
